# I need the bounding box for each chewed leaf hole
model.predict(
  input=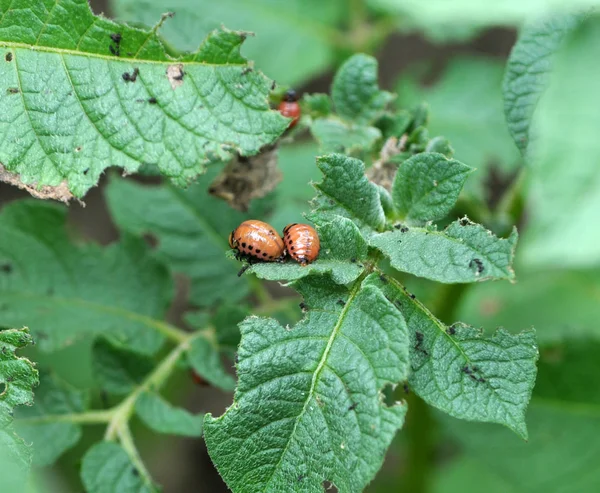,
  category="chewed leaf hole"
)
[322,480,338,492]
[381,383,396,407]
